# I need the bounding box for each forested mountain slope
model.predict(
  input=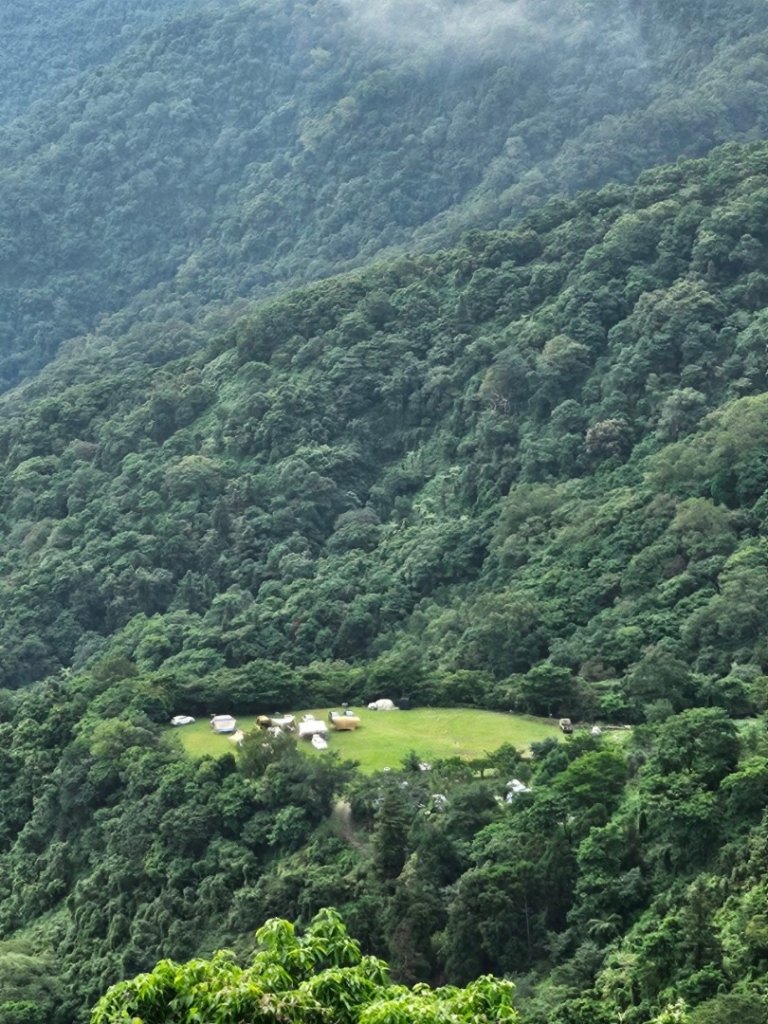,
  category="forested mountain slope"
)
[1,141,768,1024]
[2,140,768,720]
[3,0,768,386]
[0,0,225,124]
